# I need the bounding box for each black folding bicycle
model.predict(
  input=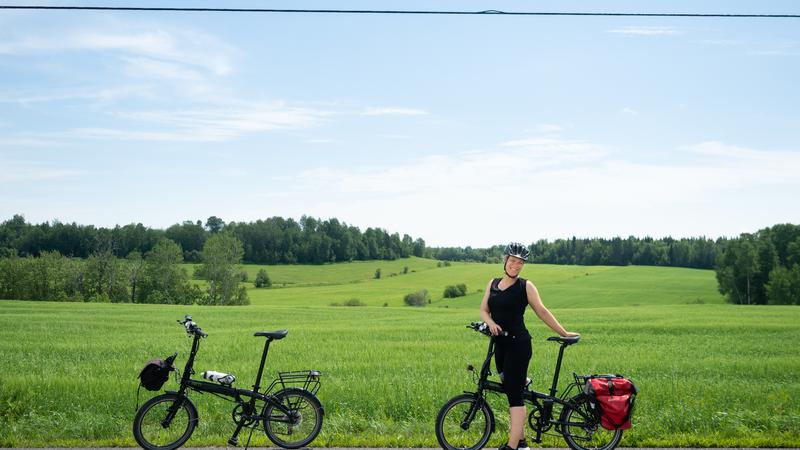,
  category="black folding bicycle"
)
[434,322,623,450]
[133,316,324,450]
